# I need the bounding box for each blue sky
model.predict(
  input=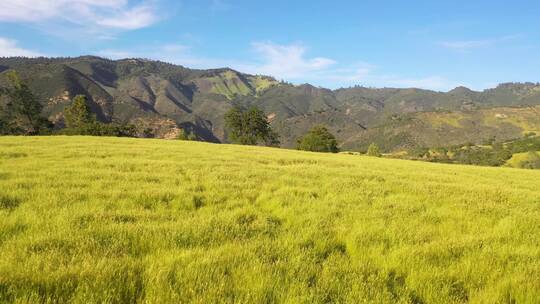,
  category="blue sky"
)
[0,0,539,91]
